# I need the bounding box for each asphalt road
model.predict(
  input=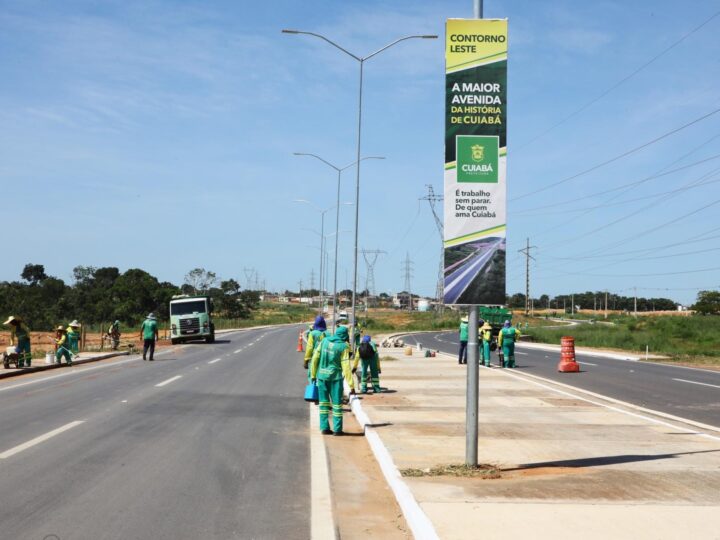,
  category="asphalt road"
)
[401,330,720,429]
[444,240,502,304]
[0,325,309,540]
